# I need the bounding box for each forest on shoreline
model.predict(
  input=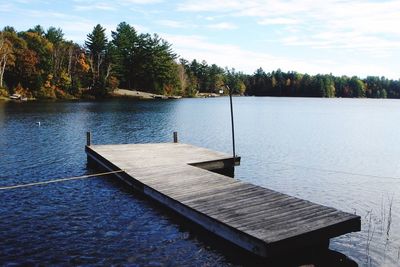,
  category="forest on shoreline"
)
[1,22,400,100]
